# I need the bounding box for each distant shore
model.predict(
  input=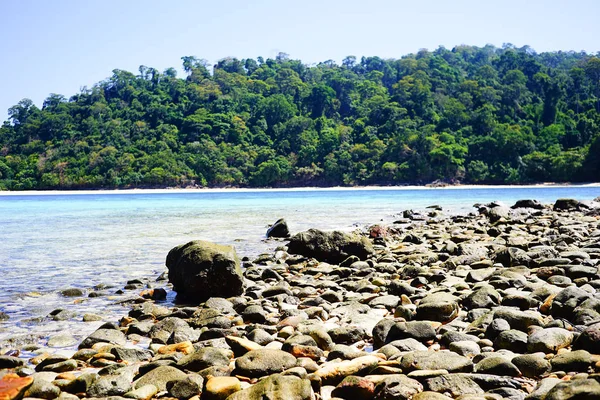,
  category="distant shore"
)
[1,182,599,196]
